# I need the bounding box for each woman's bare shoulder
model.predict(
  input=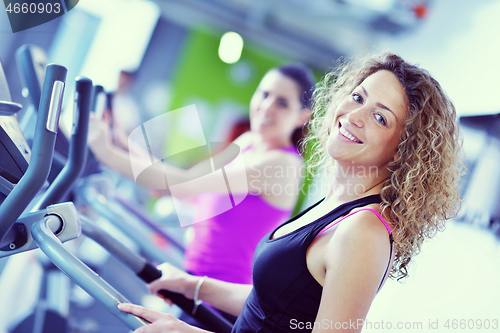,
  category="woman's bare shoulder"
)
[327,208,391,256]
